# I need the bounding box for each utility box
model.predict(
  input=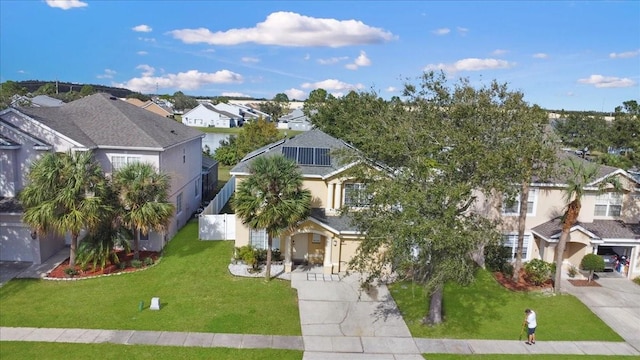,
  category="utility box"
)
[150,297,160,310]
